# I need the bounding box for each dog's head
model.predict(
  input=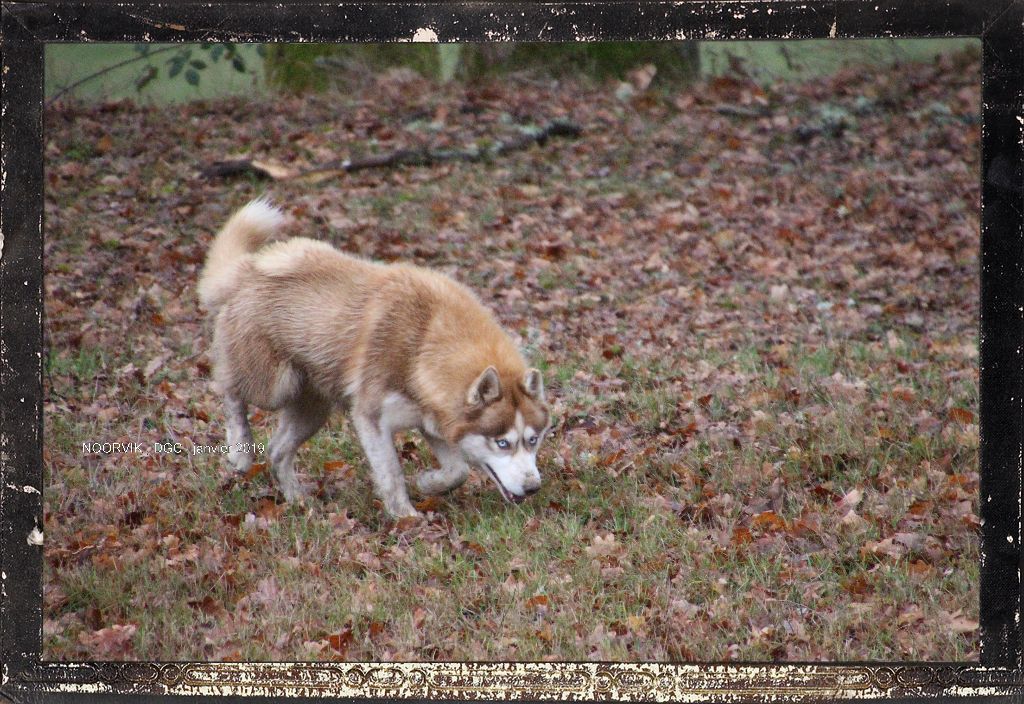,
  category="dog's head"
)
[455,366,550,504]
